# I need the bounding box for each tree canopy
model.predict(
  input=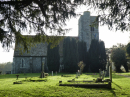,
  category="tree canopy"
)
[1,0,130,51]
[126,43,130,56]
[86,0,130,31]
[0,0,84,50]
[111,48,128,72]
